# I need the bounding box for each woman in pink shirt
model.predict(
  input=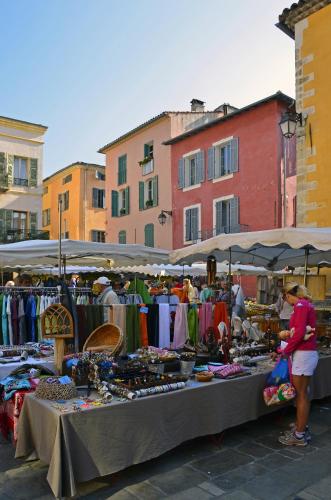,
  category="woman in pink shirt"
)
[278,282,318,447]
